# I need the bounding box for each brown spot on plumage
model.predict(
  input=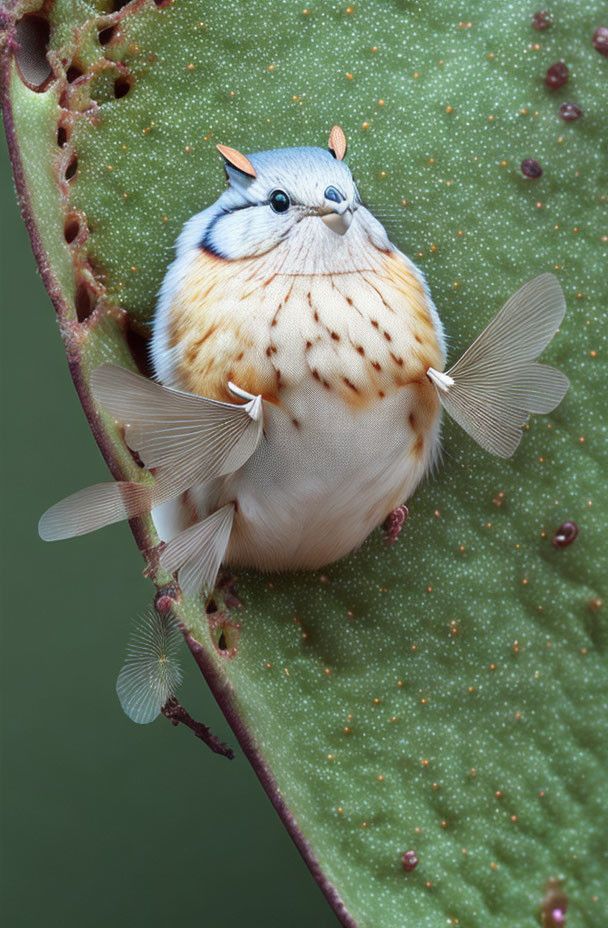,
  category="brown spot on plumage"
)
[292,418,300,429]
[192,325,218,349]
[409,412,416,428]
[271,303,282,327]
[165,247,444,425]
